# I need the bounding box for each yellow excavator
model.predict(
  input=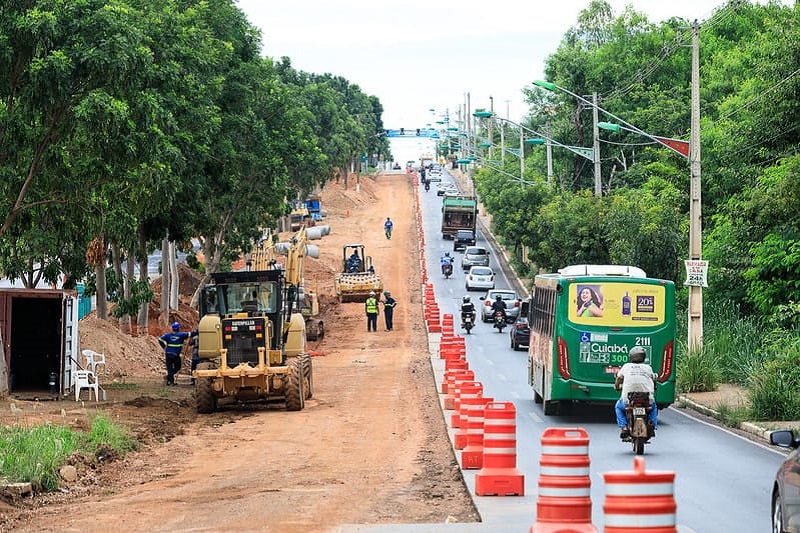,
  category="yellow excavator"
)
[282,226,324,342]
